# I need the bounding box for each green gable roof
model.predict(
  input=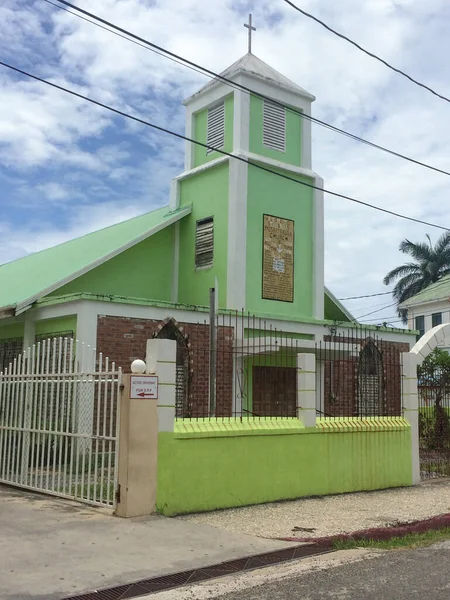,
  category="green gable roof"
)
[0,205,191,314]
[324,288,355,322]
[400,274,450,308]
